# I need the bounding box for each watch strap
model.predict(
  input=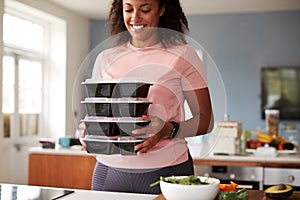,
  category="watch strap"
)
[169,121,180,138]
